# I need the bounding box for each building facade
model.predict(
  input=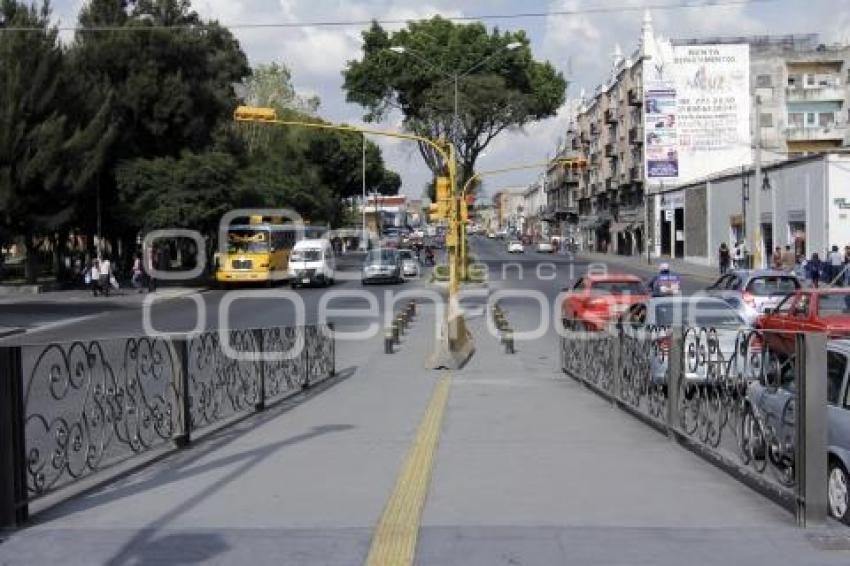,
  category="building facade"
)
[540,12,850,257]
